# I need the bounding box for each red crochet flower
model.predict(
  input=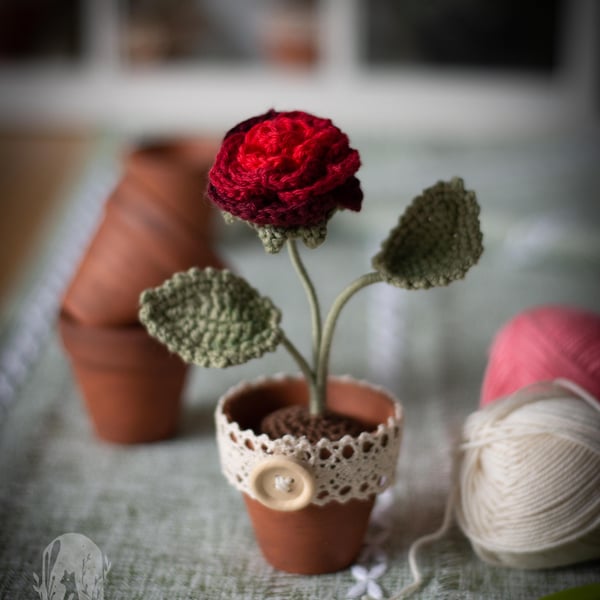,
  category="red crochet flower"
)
[207,110,363,227]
